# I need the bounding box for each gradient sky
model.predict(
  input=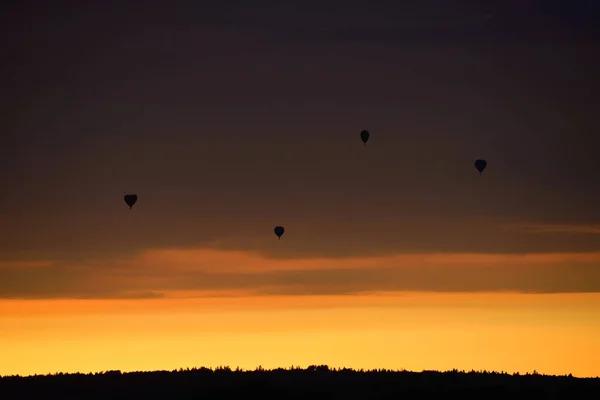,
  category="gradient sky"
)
[1,0,600,377]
